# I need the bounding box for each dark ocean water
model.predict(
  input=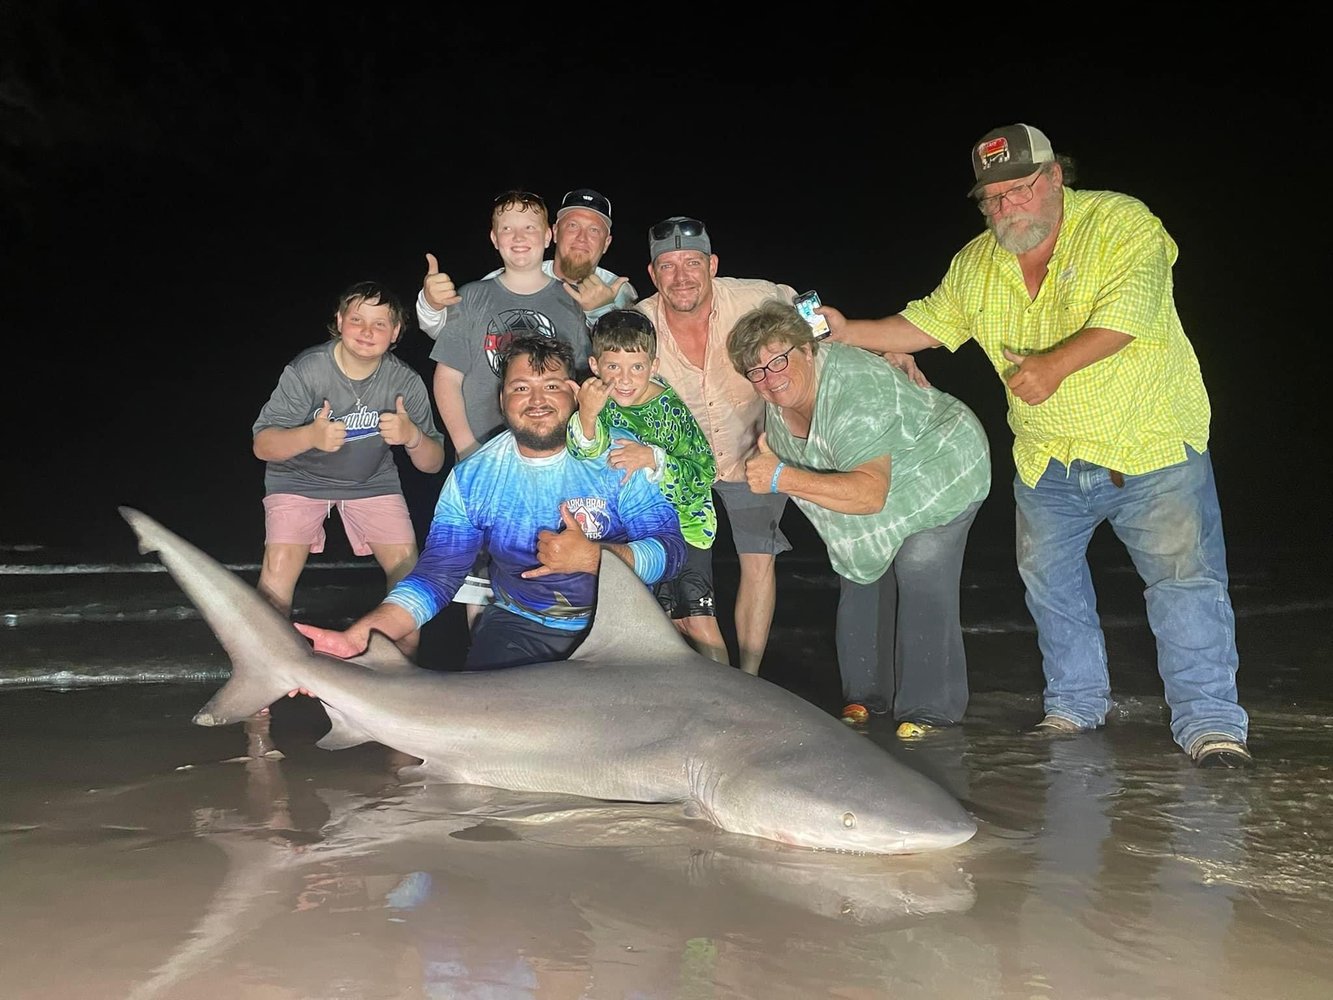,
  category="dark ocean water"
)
[4,515,1330,714]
